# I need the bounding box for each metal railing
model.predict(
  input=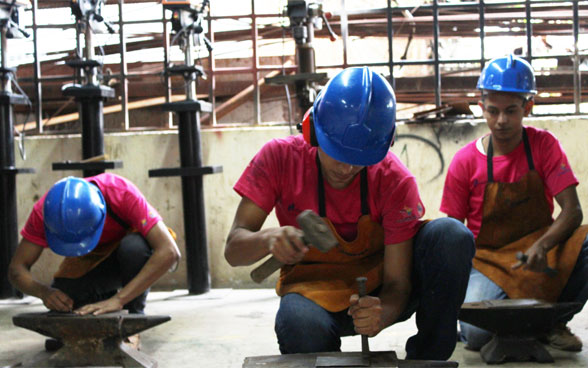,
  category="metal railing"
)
[17,0,588,133]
